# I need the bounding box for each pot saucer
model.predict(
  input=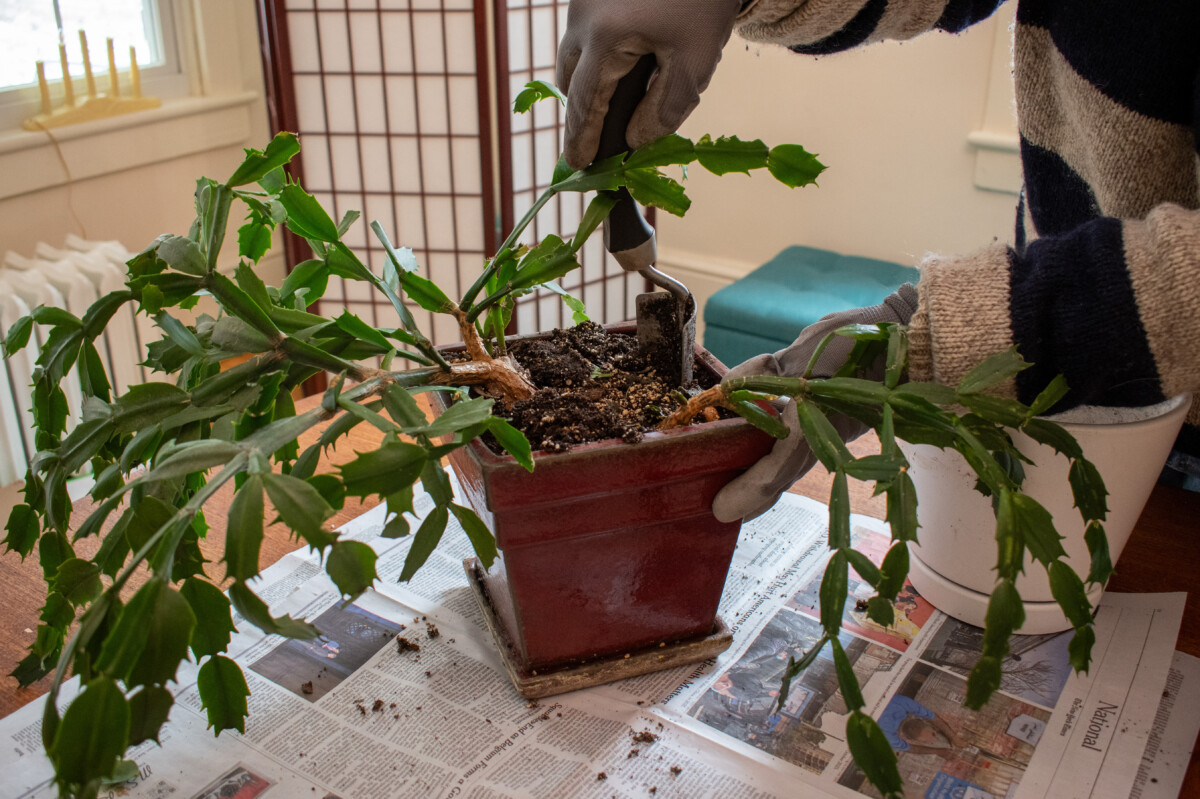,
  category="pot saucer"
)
[909,549,1104,634]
